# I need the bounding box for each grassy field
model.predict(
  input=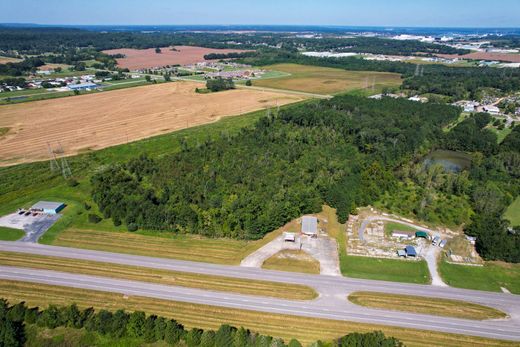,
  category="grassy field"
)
[0,227,24,241]
[262,250,321,274]
[384,221,416,236]
[252,63,402,95]
[489,126,513,144]
[348,291,507,320]
[504,196,520,226]
[343,256,431,284]
[1,281,517,347]
[0,251,316,300]
[439,260,520,294]
[52,227,284,266]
